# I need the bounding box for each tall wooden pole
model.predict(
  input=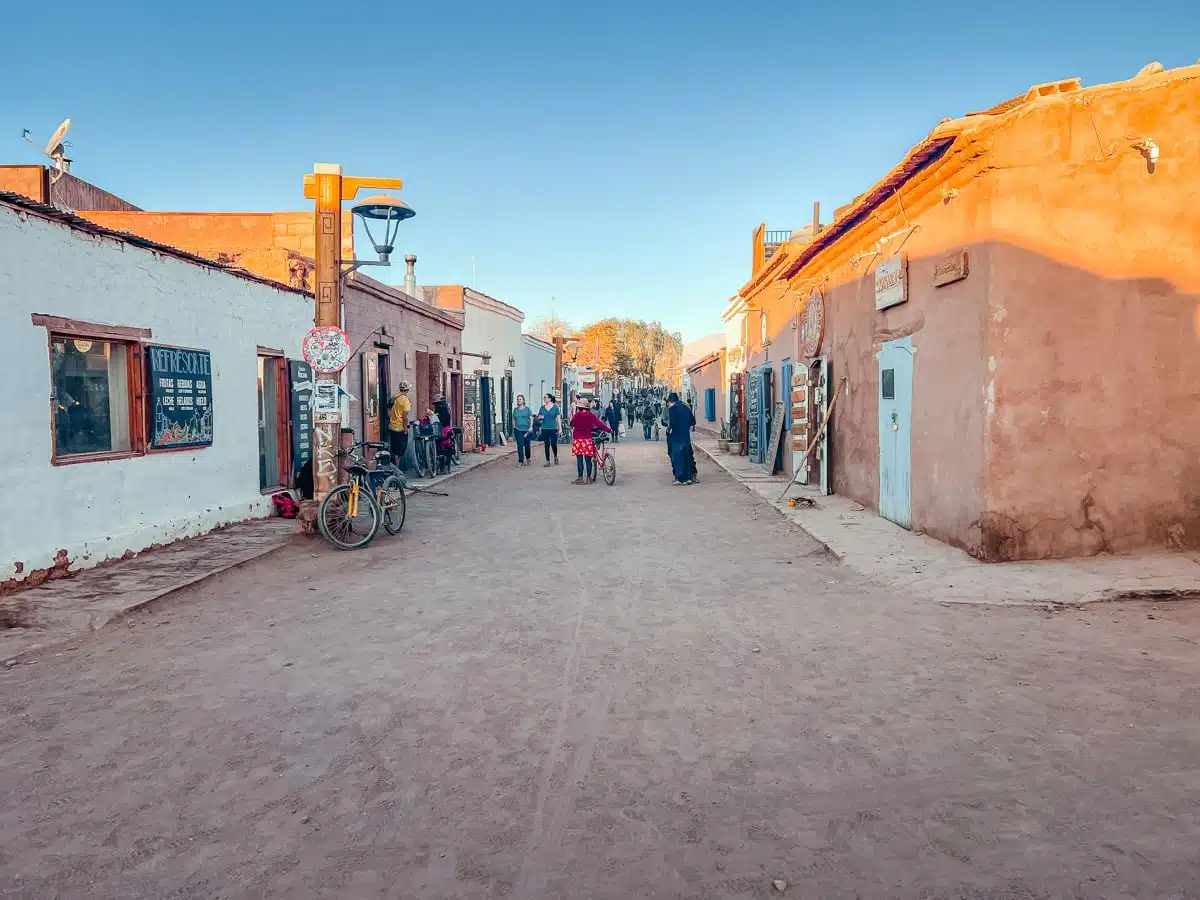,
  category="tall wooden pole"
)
[554,335,564,400]
[312,163,344,500]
